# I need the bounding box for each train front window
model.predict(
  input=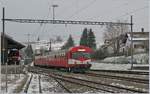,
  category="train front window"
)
[72,52,90,59]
